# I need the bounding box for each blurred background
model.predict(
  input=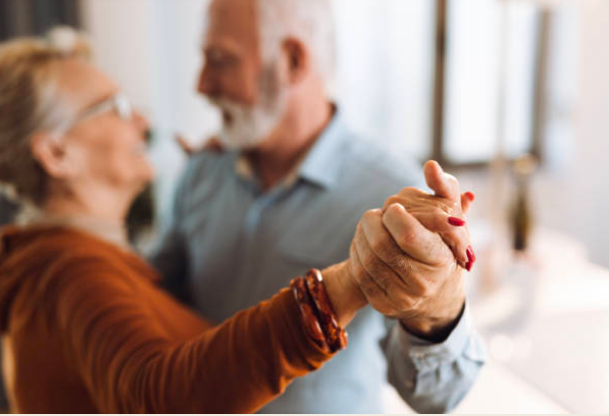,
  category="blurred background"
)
[1,0,608,413]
